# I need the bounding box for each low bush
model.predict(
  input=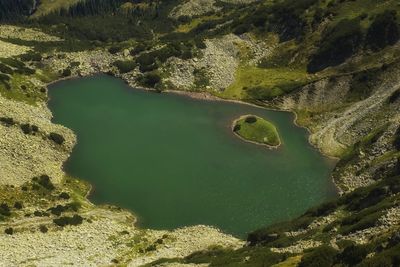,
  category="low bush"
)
[245,116,257,124]
[307,18,363,73]
[305,200,338,217]
[131,42,148,55]
[0,117,15,126]
[336,244,369,266]
[348,68,379,101]
[0,63,13,74]
[393,126,400,150]
[341,211,382,235]
[59,192,70,200]
[4,227,13,235]
[39,225,48,233]
[108,46,121,54]
[388,89,400,103]
[33,175,55,191]
[194,38,207,49]
[366,10,400,51]
[113,60,136,73]
[49,132,65,145]
[298,245,337,267]
[20,123,32,134]
[14,202,23,210]
[137,71,161,88]
[53,214,83,227]
[48,205,68,216]
[0,203,11,217]
[20,52,42,62]
[62,68,72,77]
[136,52,158,72]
